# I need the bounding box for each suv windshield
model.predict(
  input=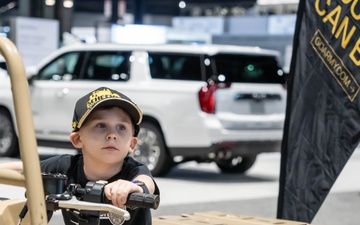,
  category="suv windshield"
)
[211,54,285,84]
